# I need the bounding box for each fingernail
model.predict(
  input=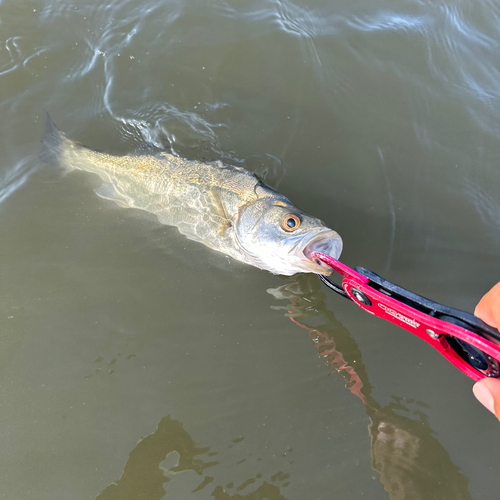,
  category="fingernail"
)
[473,383,495,414]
